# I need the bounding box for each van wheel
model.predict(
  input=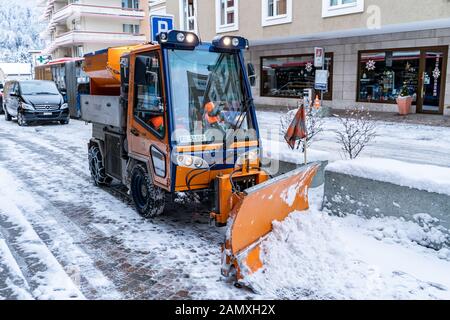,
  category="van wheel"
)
[17,112,27,126]
[130,164,165,218]
[88,145,112,186]
[4,108,11,121]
